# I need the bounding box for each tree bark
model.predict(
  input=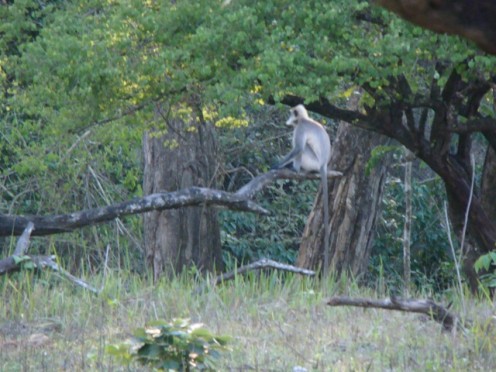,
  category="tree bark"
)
[376,0,496,55]
[143,115,222,280]
[481,146,496,223]
[0,187,268,237]
[281,71,496,292]
[297,123,391,275]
